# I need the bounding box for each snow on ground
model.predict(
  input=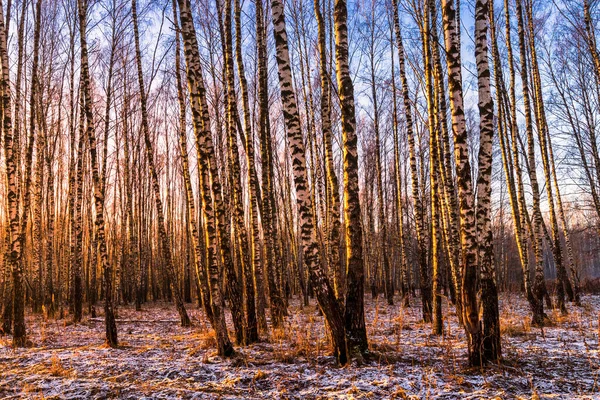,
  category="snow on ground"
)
[0,294,599,399]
